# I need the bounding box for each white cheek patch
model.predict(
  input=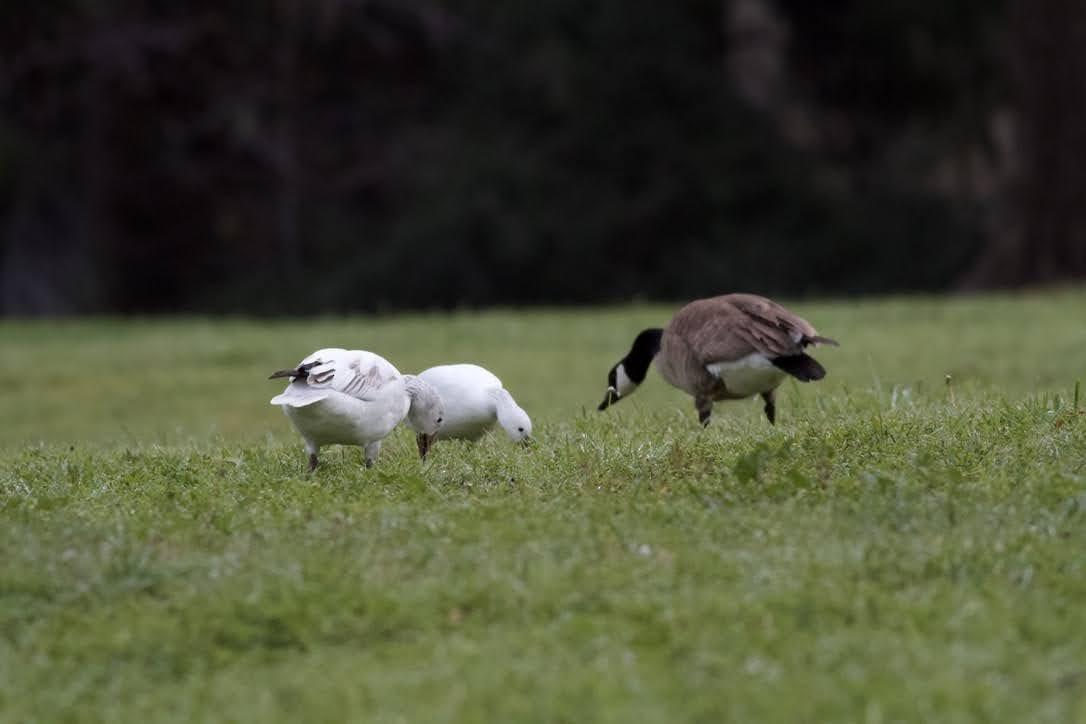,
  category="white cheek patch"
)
[615,364,637,397]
